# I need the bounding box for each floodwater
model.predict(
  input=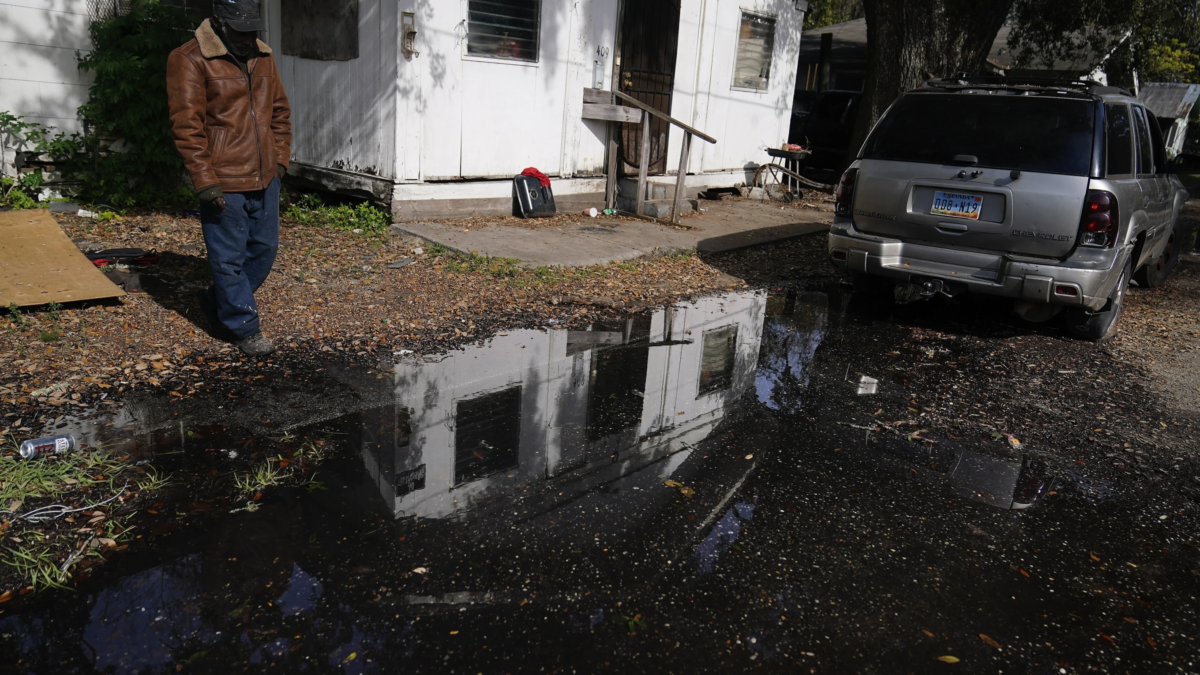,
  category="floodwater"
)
[2,287,1198,674]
